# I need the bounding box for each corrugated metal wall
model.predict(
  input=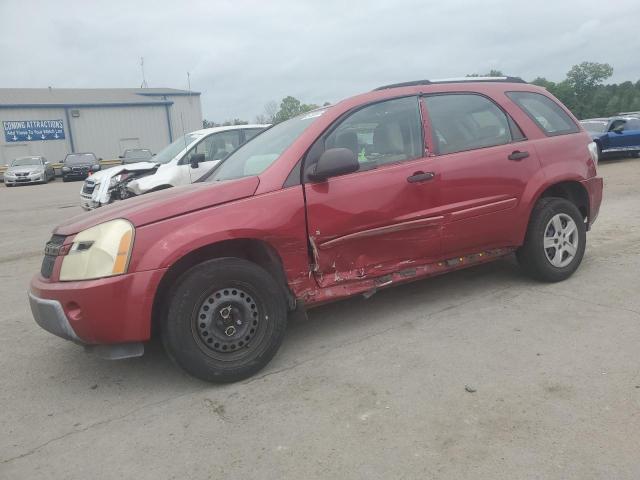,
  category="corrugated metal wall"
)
[70,105,170,159]
[0,107,72,164]
[0,93,202,165]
